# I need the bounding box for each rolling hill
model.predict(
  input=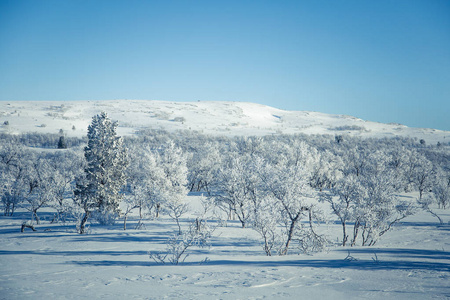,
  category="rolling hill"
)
[1,100,448,144]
